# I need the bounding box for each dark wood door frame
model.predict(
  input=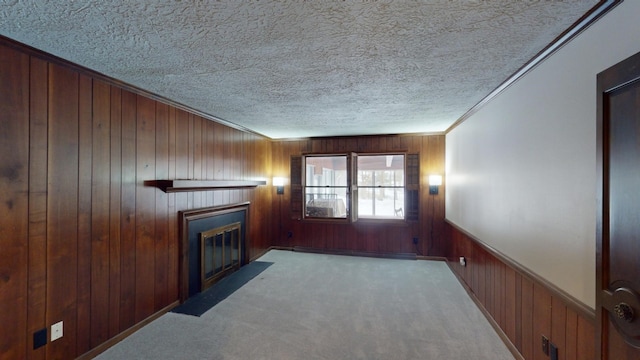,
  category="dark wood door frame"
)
[597,50,640,358]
